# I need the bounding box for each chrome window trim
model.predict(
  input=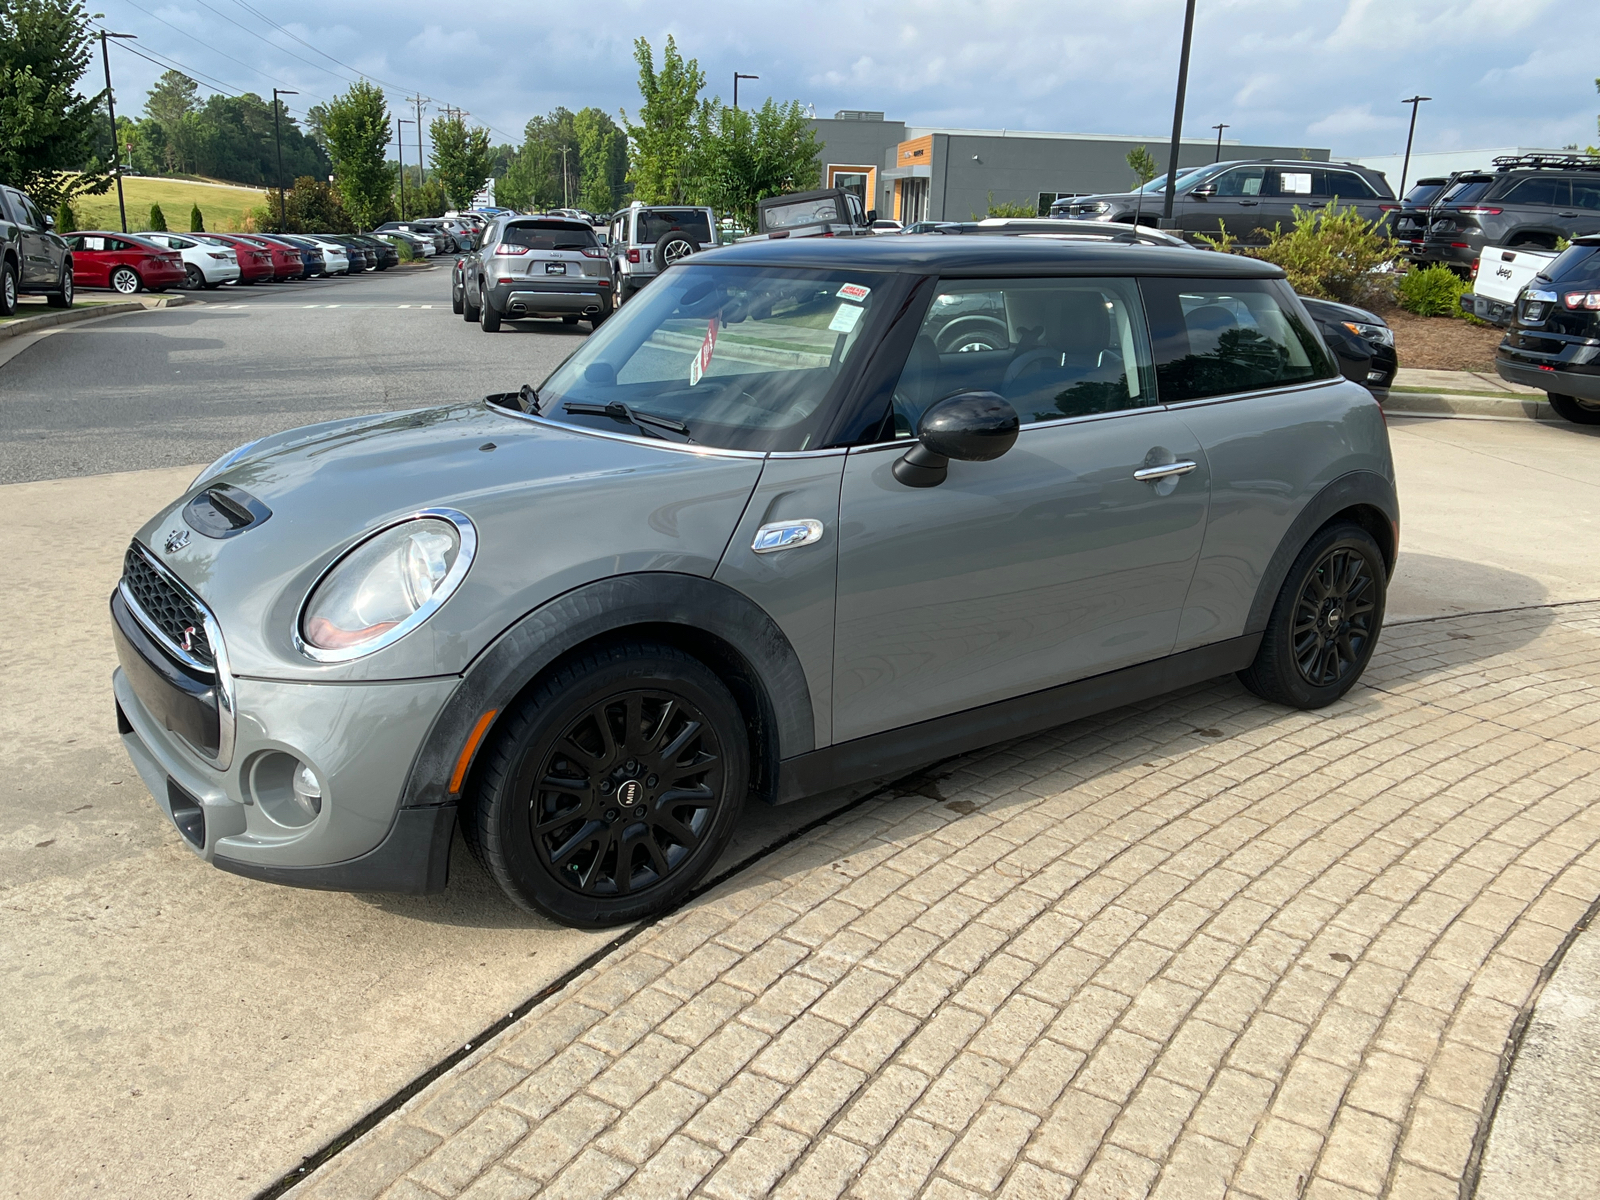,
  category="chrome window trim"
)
[293,508,478,664]
[123,541,237,771]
